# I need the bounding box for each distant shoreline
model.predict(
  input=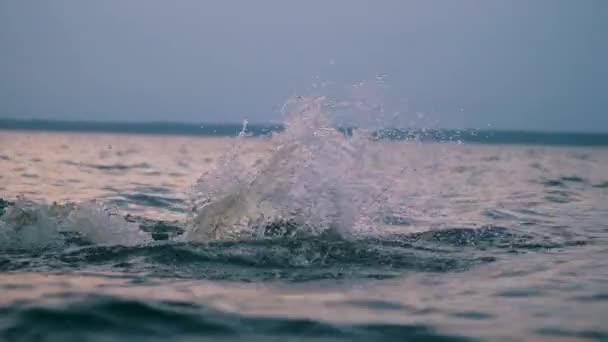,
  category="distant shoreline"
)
[1,118,608,147]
